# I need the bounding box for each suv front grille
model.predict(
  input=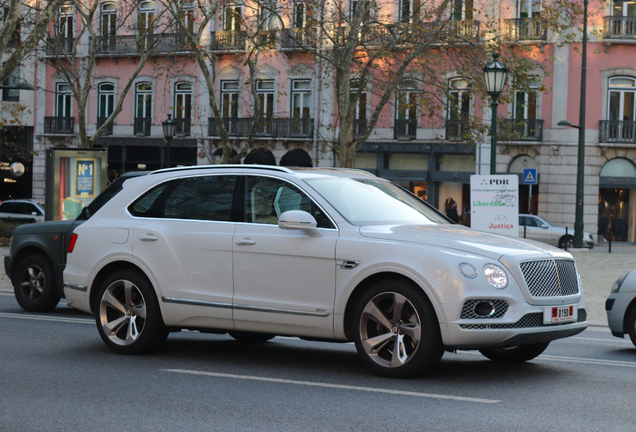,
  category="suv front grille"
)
[519,259,579,297]
[460,310,586,329]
